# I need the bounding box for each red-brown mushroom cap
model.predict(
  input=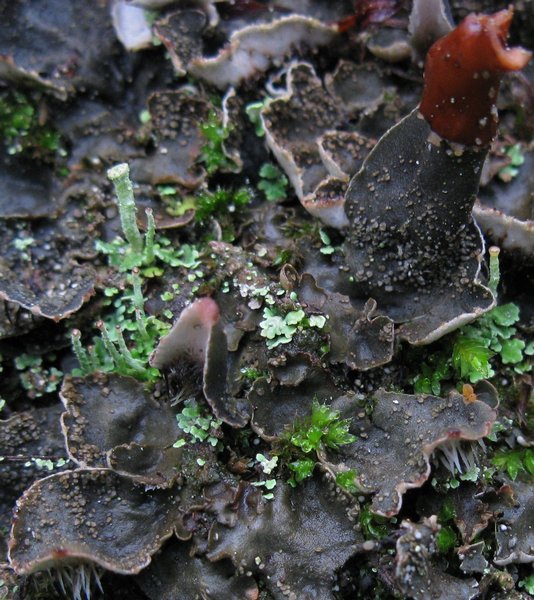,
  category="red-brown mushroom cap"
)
[419,9,532,146]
